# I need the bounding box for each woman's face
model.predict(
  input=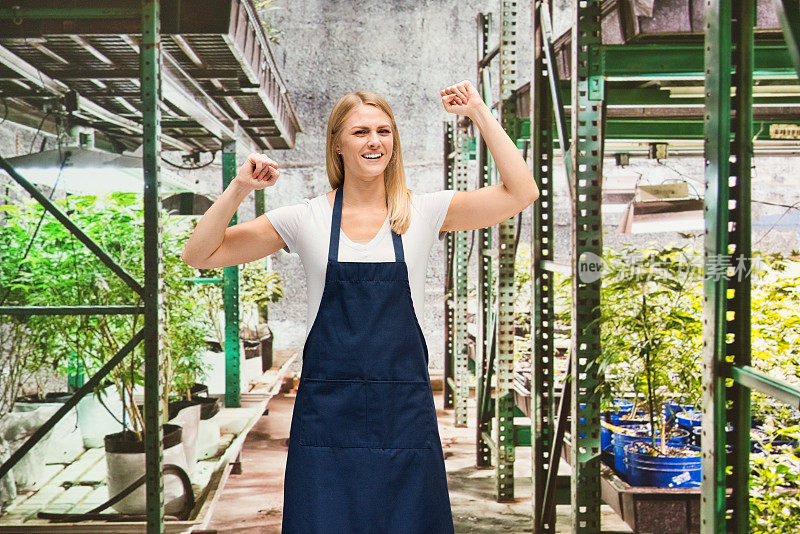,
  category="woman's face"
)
[336,104,394,183]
